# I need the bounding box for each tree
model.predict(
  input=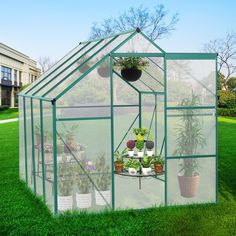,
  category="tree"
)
[227,77,236,91]
[204,32,236,90]
[89,5,179,41]
[38,56,57,73]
